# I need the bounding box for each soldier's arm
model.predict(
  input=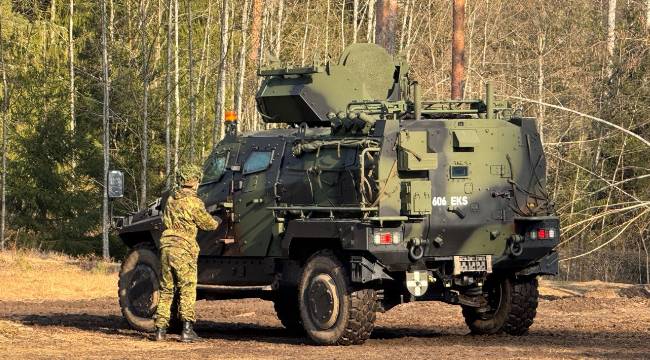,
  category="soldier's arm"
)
[191,198,220,231]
